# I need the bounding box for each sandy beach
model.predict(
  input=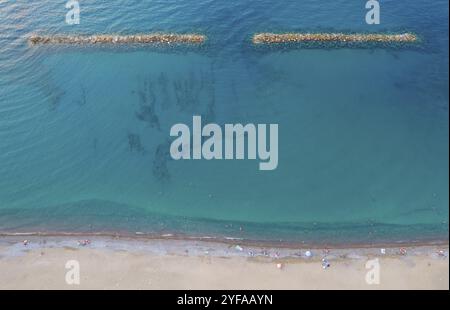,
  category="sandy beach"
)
[0,236,448,290]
